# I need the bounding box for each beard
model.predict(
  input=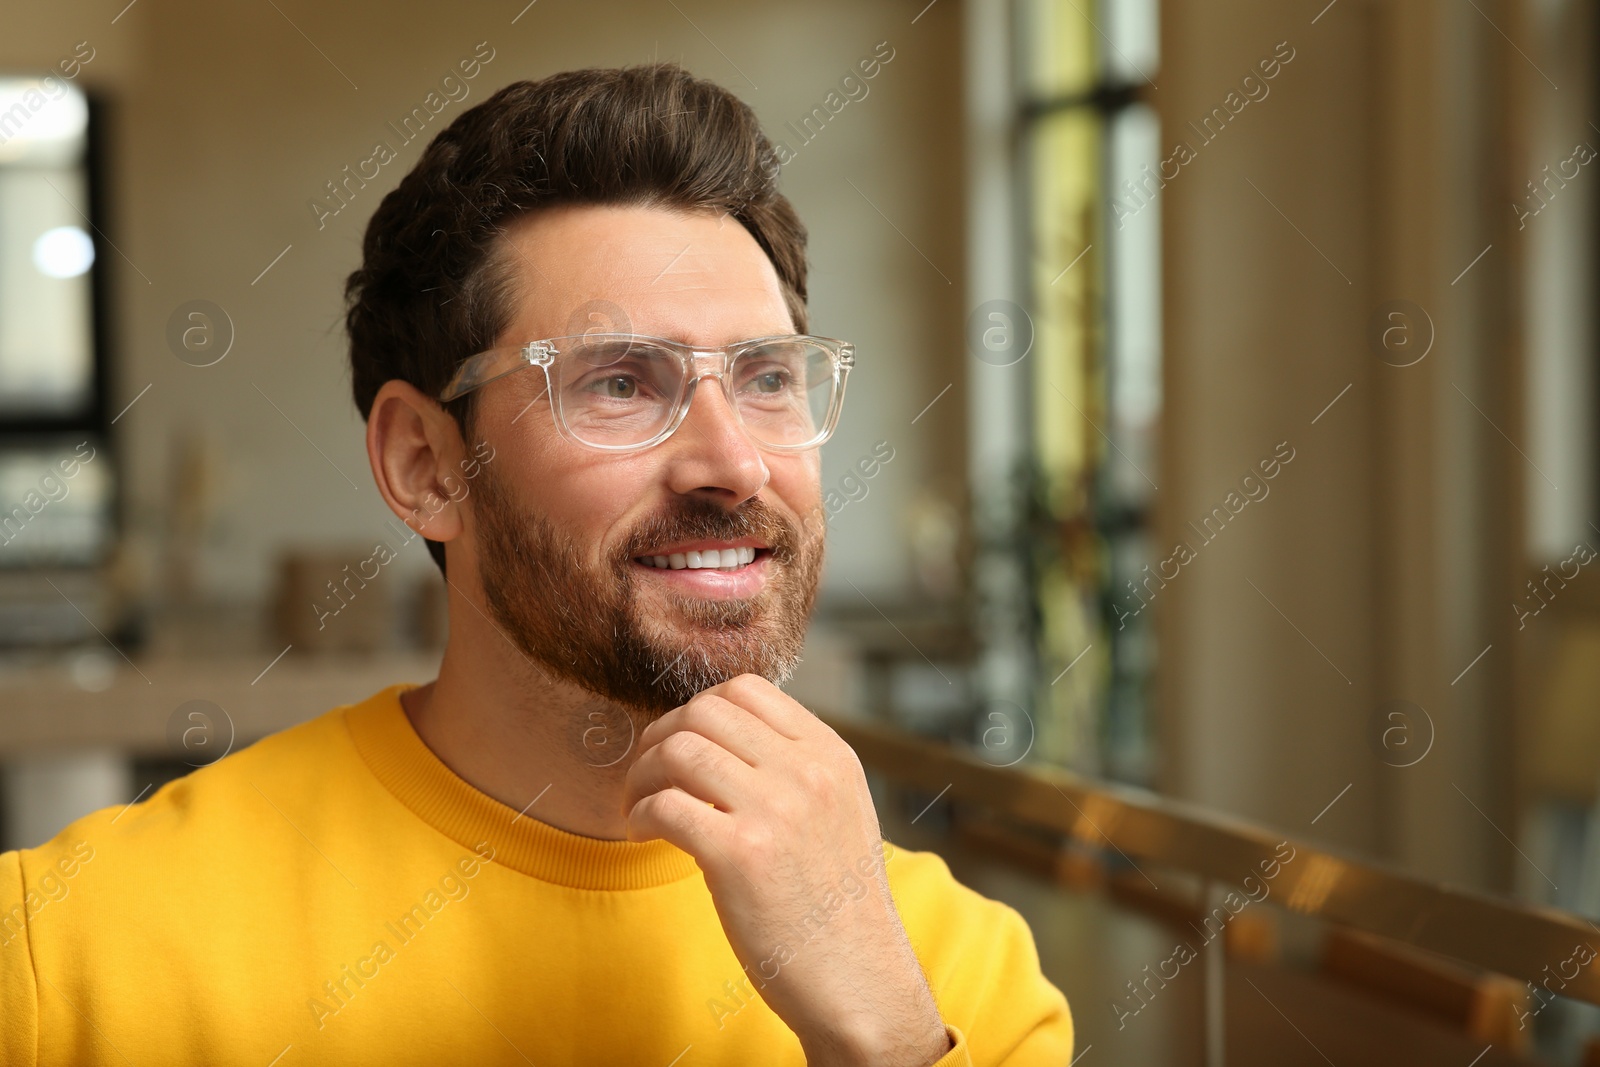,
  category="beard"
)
[471,460,825,723]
